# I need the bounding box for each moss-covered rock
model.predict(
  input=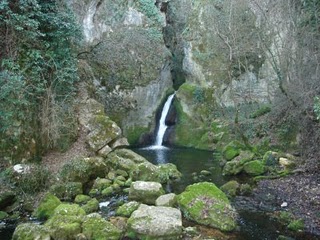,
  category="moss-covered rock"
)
[222,150,254,176]
[129,181,165,205]
[92,178,112,192]
[116,201,140,217]
[86,115,122,152]
[33,193,61,220]
[131,162,160,182]
[177,182,237,231]
[12,223,50,240]
[82,213,122,240]
[157,163,182,183]
[243,160,266,176]
[220,180,240,197]
[49,182,83,201]
[74,194,91,204]
[222,141,244,161]
[101,186,114,197]
[45,203,86,240]
[59,157,107,184]
[82,198,99,214]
